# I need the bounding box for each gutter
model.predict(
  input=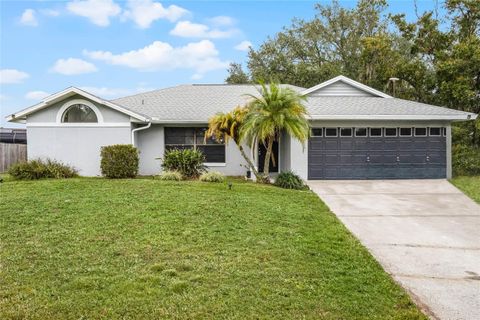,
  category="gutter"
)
[131,121,151,146]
